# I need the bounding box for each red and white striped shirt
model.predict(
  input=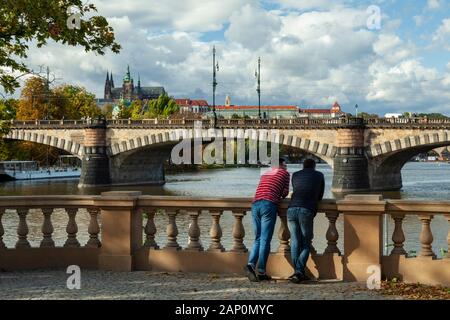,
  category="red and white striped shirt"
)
[253,168,290,205]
